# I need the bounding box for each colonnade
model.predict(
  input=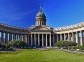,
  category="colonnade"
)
[30,33,54,47]
[0,31,28,44]
[0,30,84,47]
[56,31,84,45]
[0,30,56,48]
[0,31,55,48]
[36,20,45,26]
